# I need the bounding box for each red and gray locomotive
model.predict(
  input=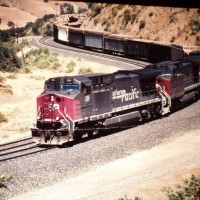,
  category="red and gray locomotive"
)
[31,56,200,145]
